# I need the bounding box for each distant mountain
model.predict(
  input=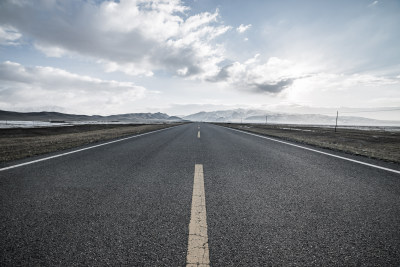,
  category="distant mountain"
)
[183,109,400,126]
[0,110,185,123]
[183,108,267,122]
